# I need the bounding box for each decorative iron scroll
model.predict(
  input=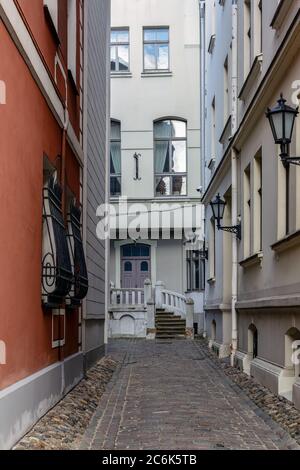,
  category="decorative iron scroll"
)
[42,176,73,308]
[66,202,89,308]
